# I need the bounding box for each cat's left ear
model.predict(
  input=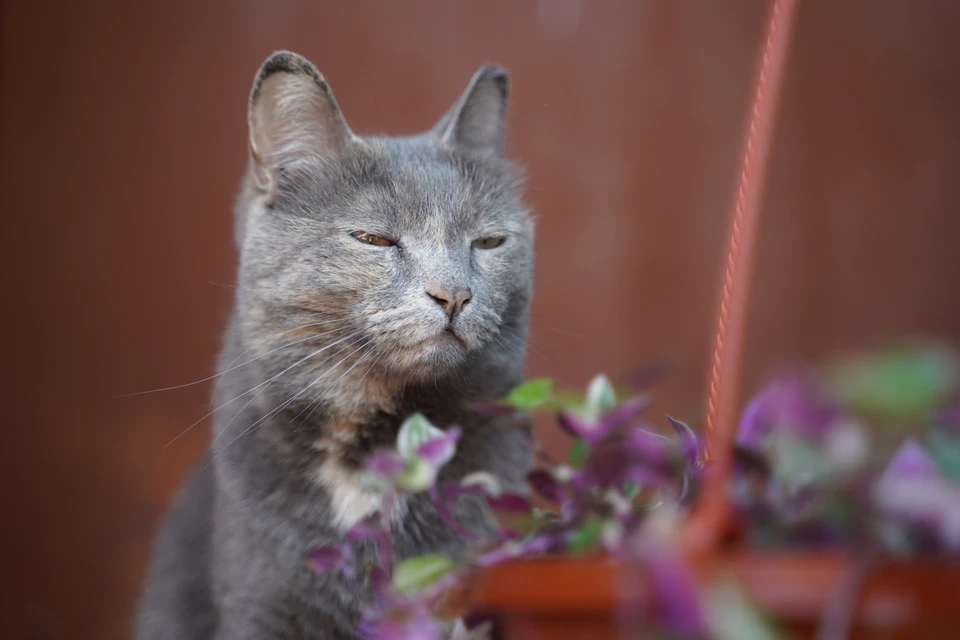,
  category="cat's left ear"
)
[247,51,358,201]
[433,65,510,157]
